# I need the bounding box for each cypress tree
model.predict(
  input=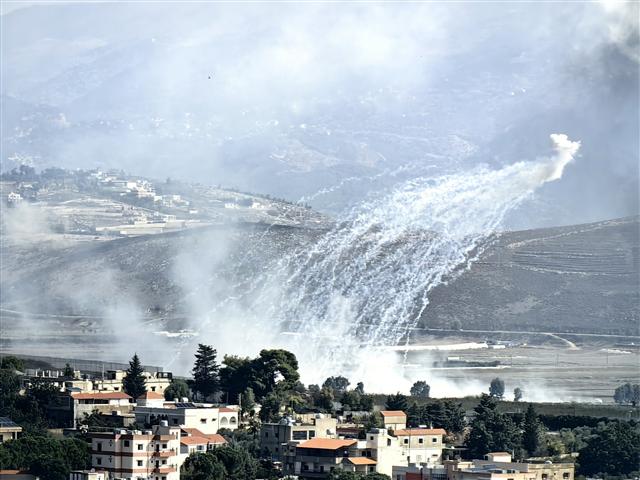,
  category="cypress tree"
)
[192,344,220,401]
[522,403,541,455]
[123,353,147,399]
